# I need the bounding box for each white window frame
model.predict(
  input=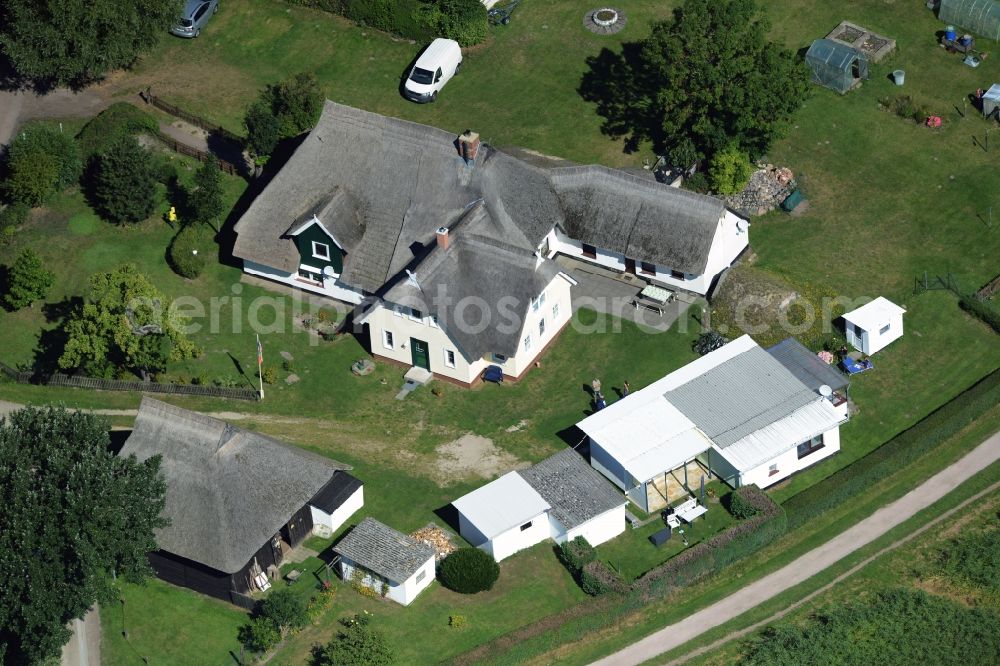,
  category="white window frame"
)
[539,318,545,337]
[312,241,331,261]
[383,330,394,350]
[552,303,560,319]
[492,353,507,364]
[407,308,422,323]
[539,291,546,306]
[879,323,890,335]
[768,463,779,477]
[523,335,532,352]
[416,570,426,583]
[393,307,403,318]
[429,315,439,328]
[444,349,456,368]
